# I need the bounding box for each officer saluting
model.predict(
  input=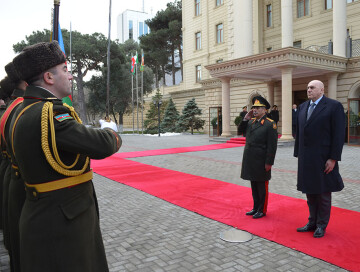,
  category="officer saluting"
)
[11,41,121,272]
[239,96,278,219]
